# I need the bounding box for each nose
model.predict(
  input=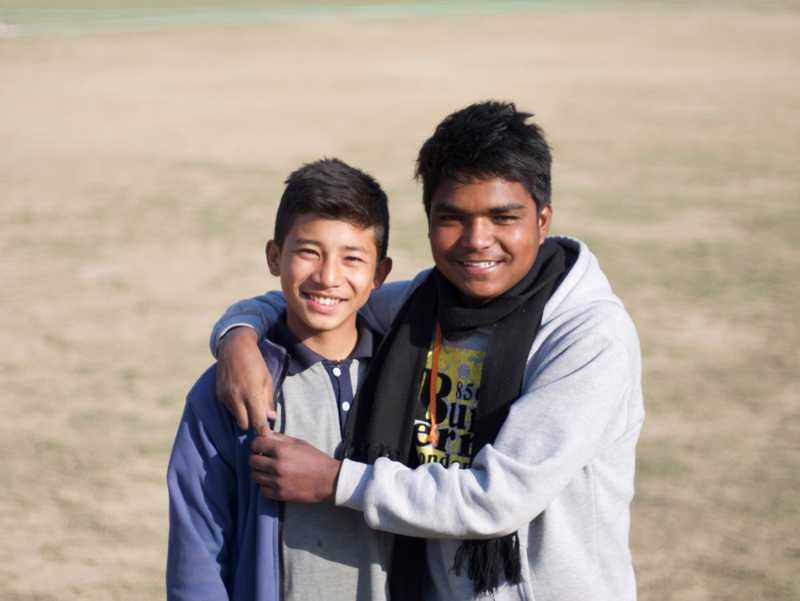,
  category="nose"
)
[314,256,340,288]
[461,218,493,250]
